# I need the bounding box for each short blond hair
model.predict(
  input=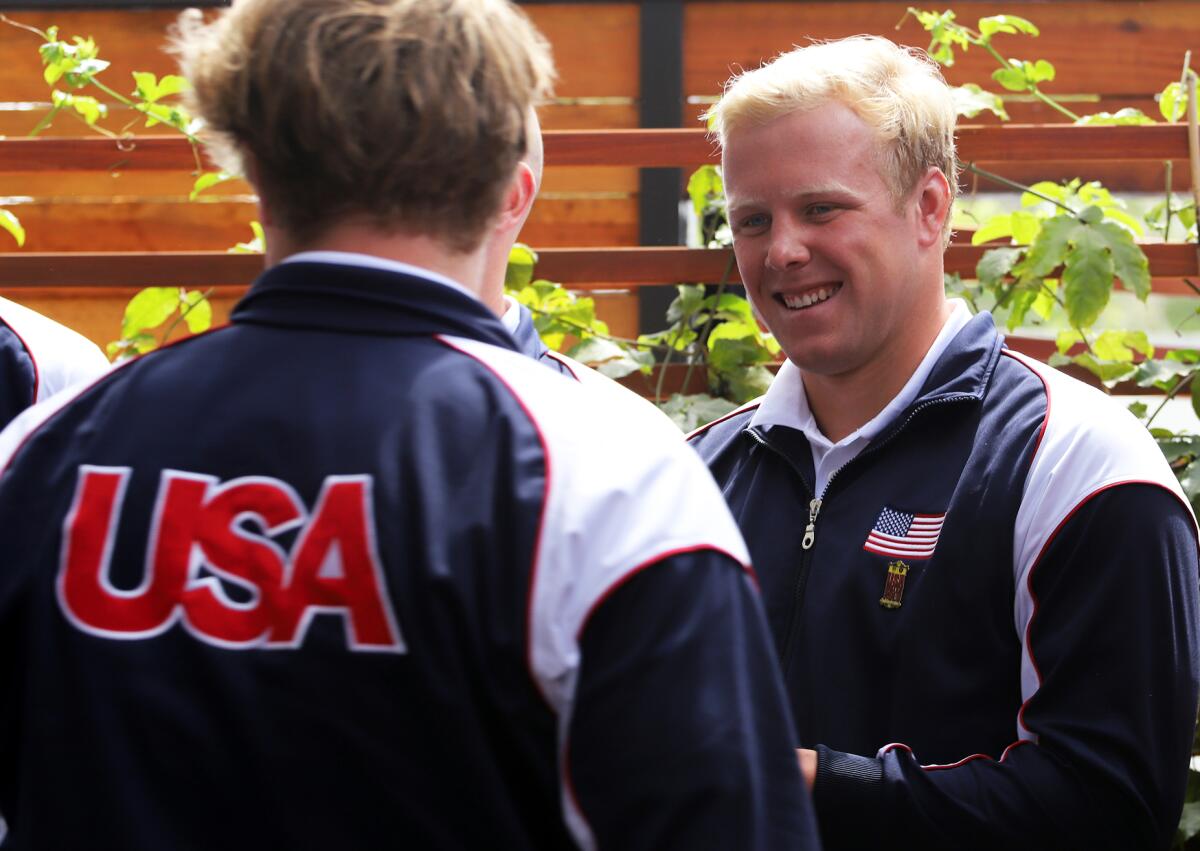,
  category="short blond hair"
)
[173,0,555,251]
[707,36,957,240]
